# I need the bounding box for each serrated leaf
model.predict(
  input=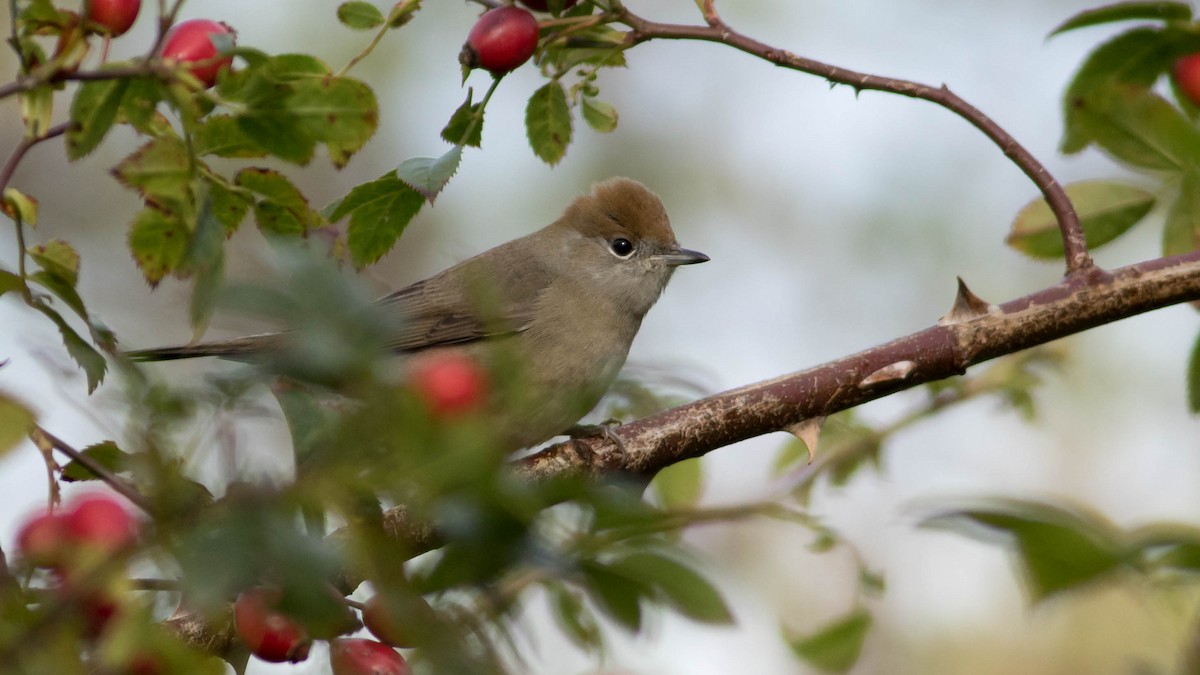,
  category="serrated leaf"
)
[789,610,872,674]
[1188,329,1200,413]
[0,394,35,458]
[112,136,191,202]
[330,172,424,267]
[609,552,732,624]
[1074,86,1200,170]
[118,77,165,134]
[440,91,483,147]
[29,270,87,321]
[526,81,572,165]
[1164,170,1200,256]
[581,97,618,133]
[194,115,266,158]
[2,187,38,227]
[1008,180,1154,258]
[67,73,131,159]
[650,457,704,509]
[235,168,321,235]
[1061,27,1178,154]
[338,1,385,30]
[28,239,80,287]
[1050,2,1191,37]
[128,207,189,286]
[35,305,107,393]
[397,146,462,202]
[919,499,1128,601]
[61,441,130,481]
[204,174,252,234]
